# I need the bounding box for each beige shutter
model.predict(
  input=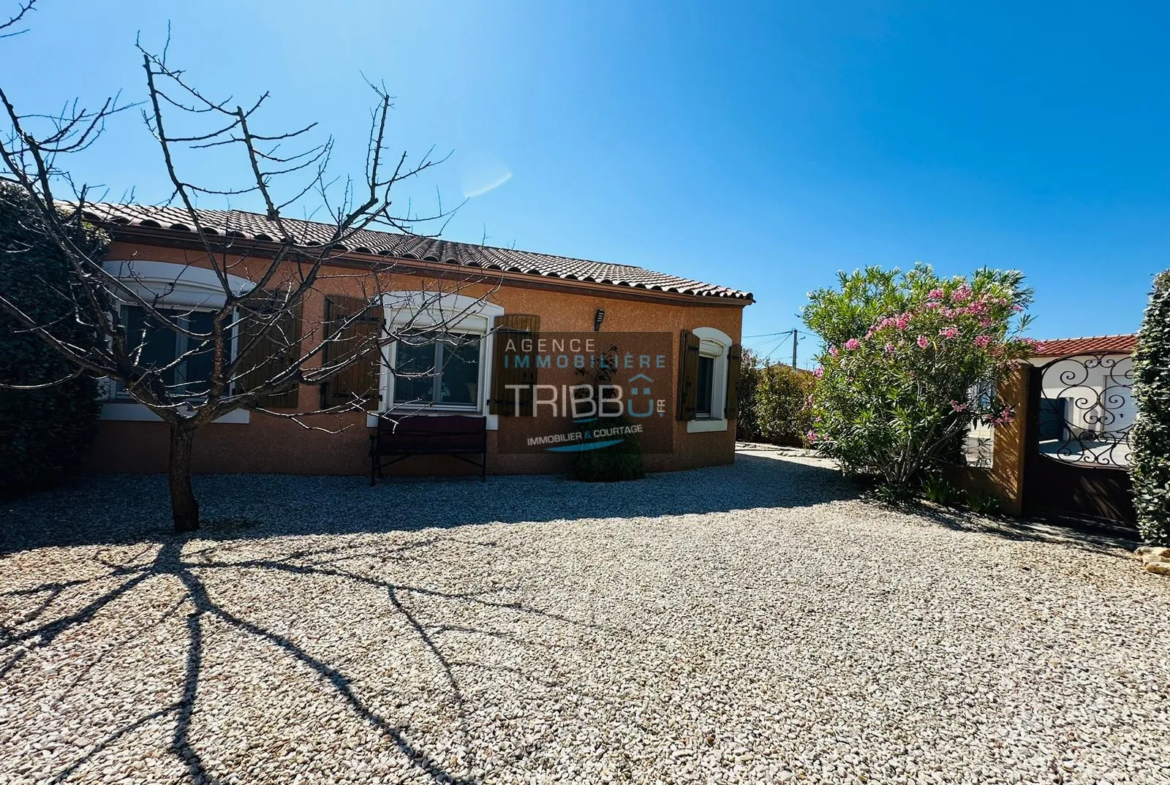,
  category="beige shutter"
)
[320,295,382,409]
[237,296,303,409]
[725,343,742,419]
[677,330,700,421]
[490,313,540,417]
